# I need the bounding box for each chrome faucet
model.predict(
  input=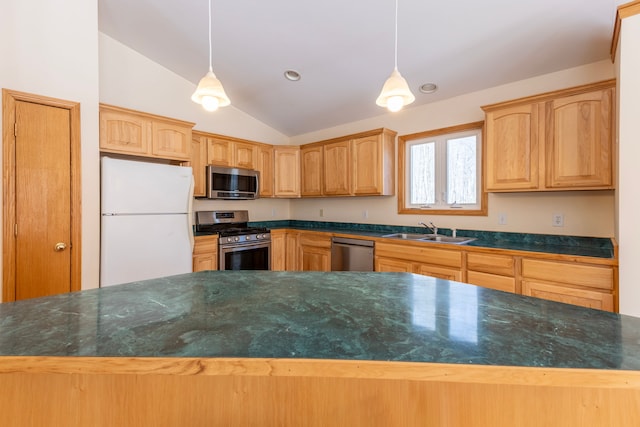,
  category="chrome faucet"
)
[419,221,438,235]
